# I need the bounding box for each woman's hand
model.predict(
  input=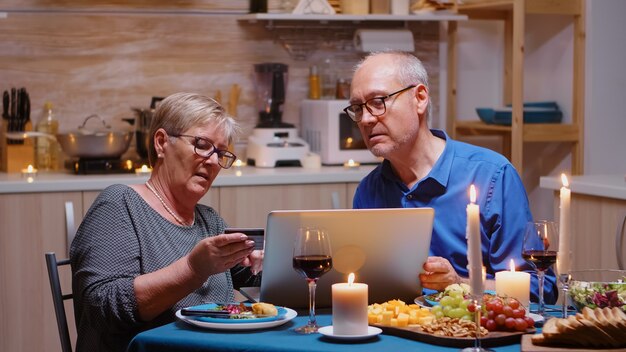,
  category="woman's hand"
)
[186,233,255,283]
[240,250,263,275]
[419,256,462,291]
